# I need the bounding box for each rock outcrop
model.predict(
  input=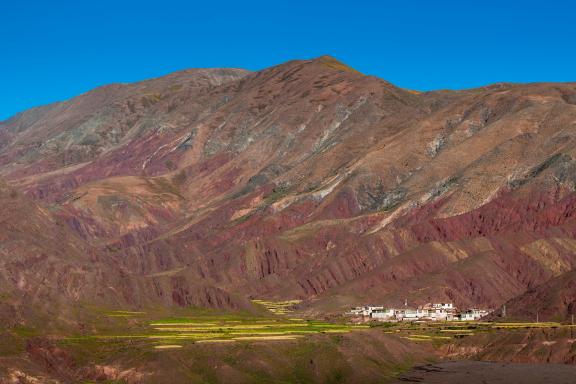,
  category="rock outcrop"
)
[1,56,576,320]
